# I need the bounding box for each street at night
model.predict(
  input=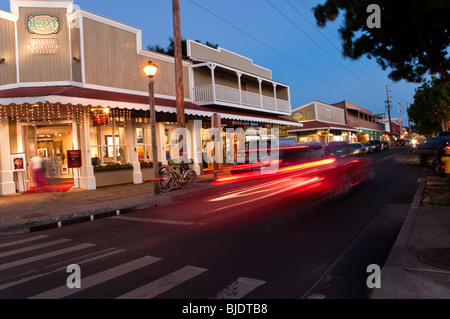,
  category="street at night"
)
[0,148,427,300]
